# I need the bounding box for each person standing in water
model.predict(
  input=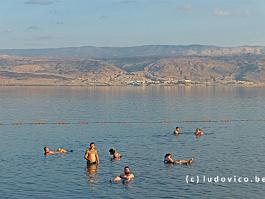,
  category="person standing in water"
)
[84,142,100,165]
